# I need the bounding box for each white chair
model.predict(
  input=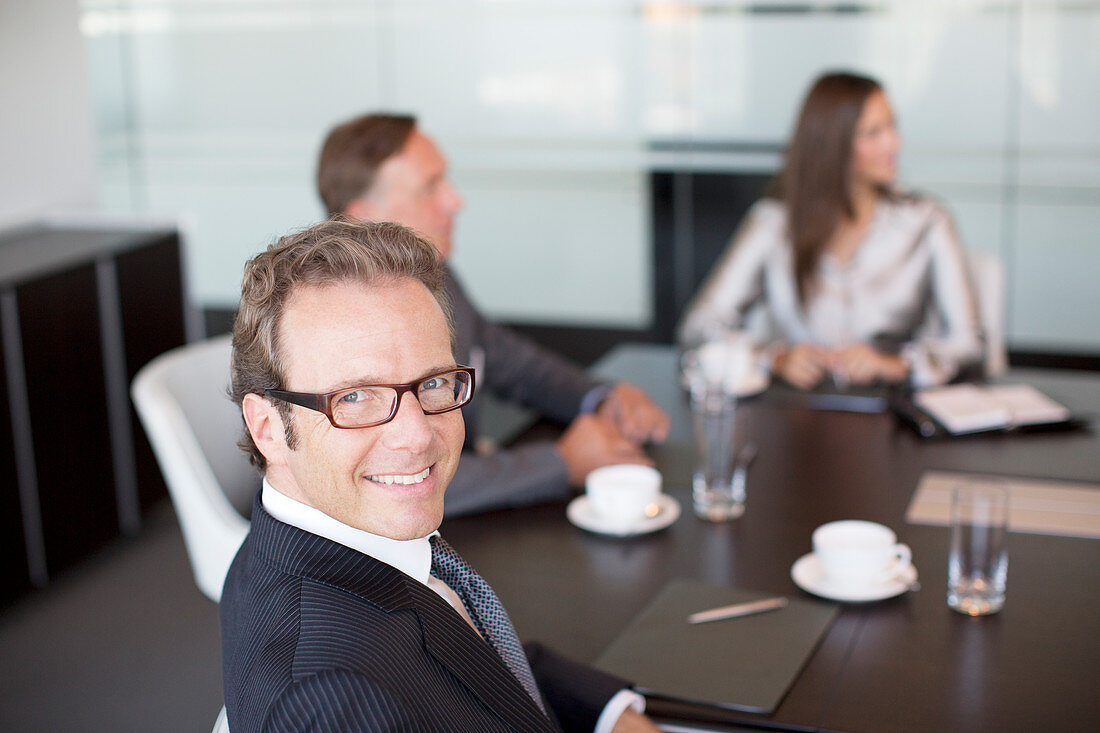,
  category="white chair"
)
[132,334,256,602]
[967,250,1009,378]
